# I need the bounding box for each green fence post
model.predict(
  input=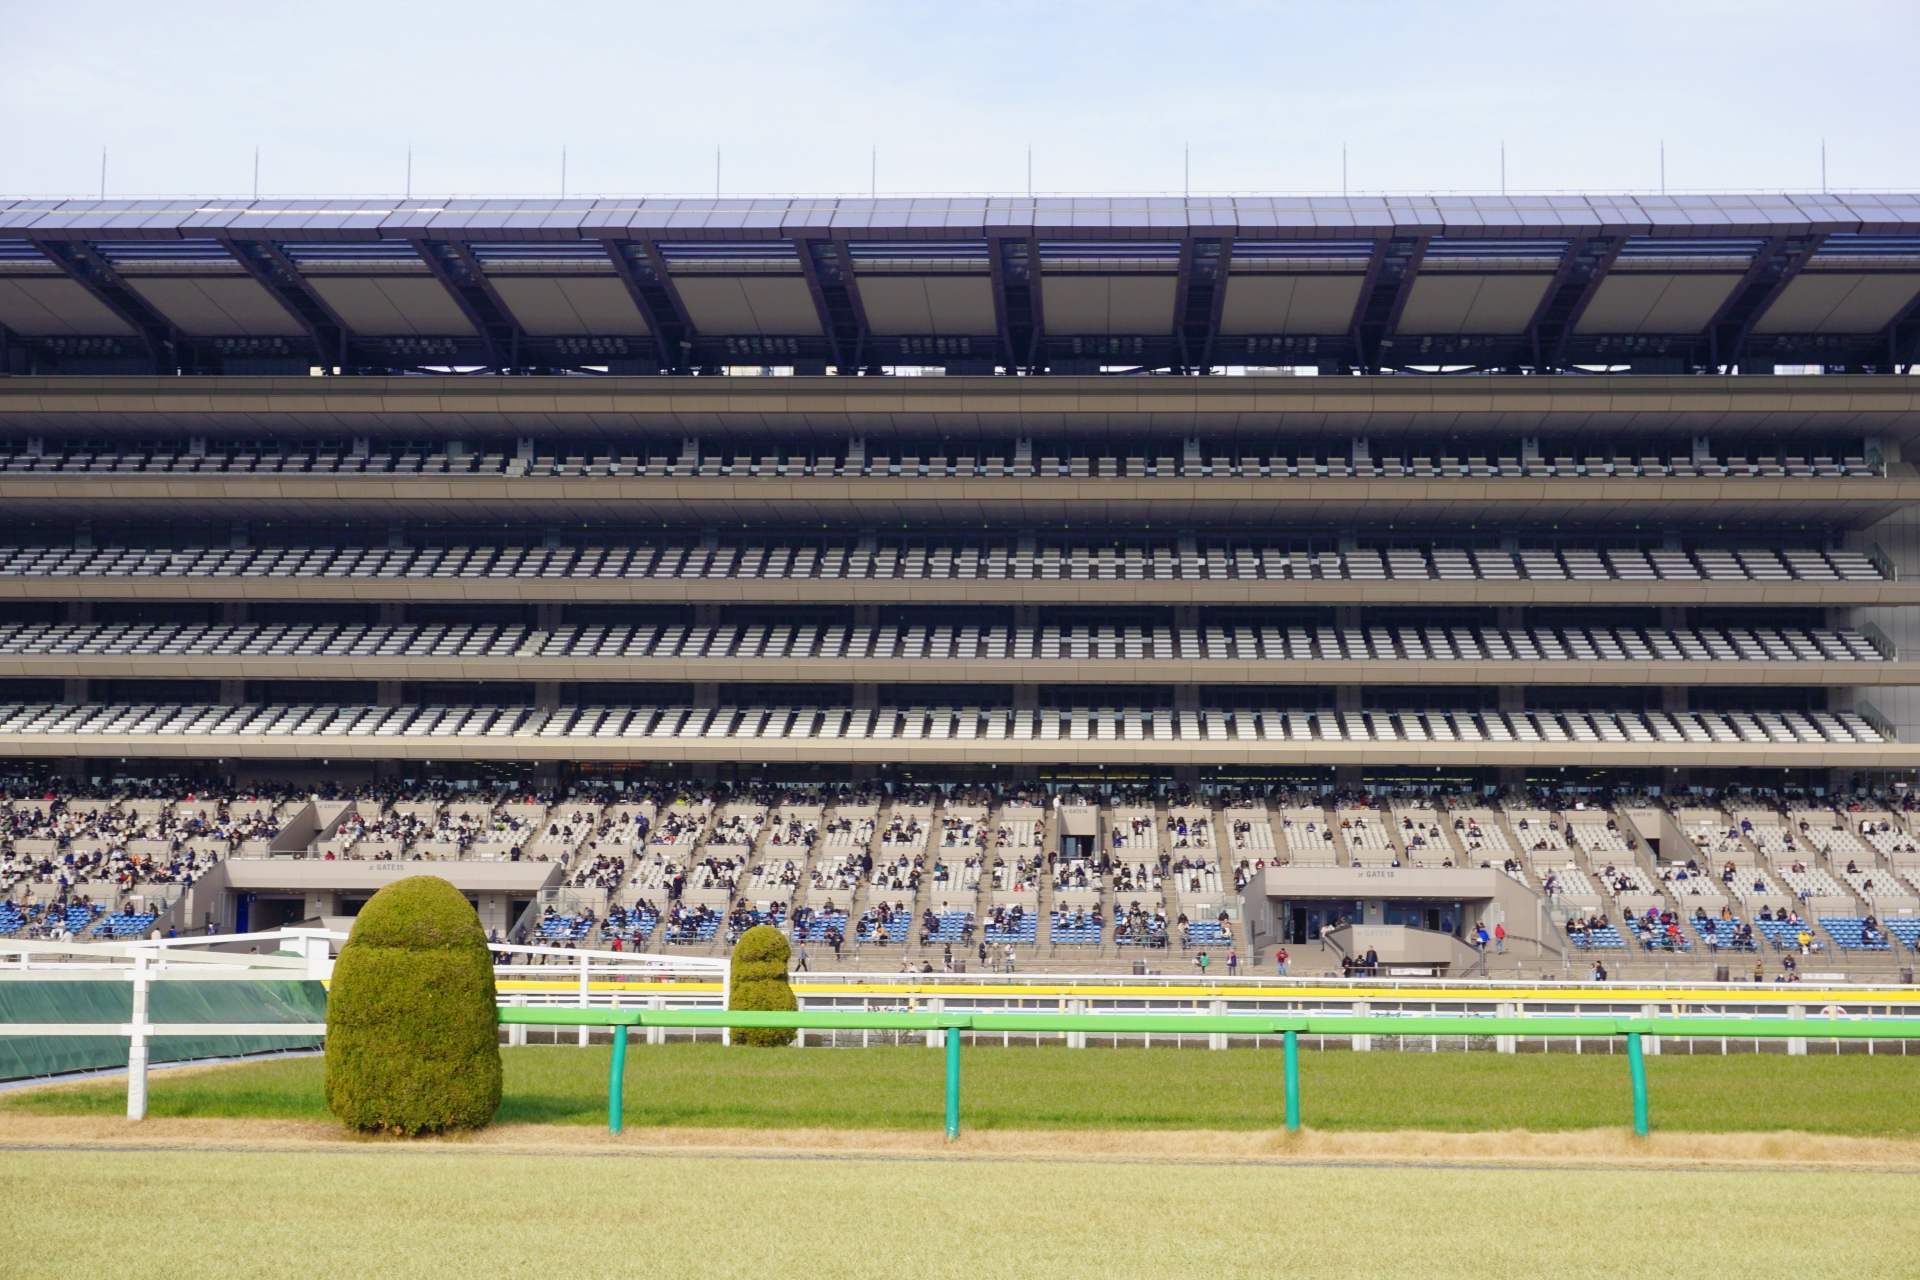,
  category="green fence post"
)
[944,1024,961,1140]
[1626,1031,1649,1137]
[609,1021,628,1135]
[1283,1029,1300,1133]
